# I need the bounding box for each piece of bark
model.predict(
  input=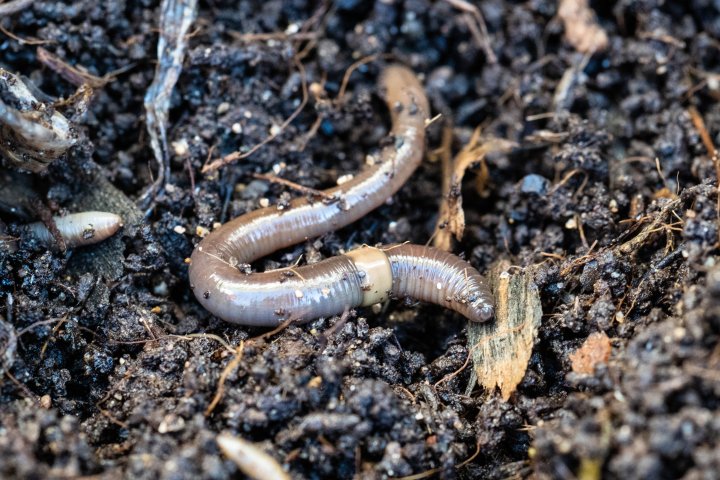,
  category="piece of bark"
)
[466,260,542,400]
